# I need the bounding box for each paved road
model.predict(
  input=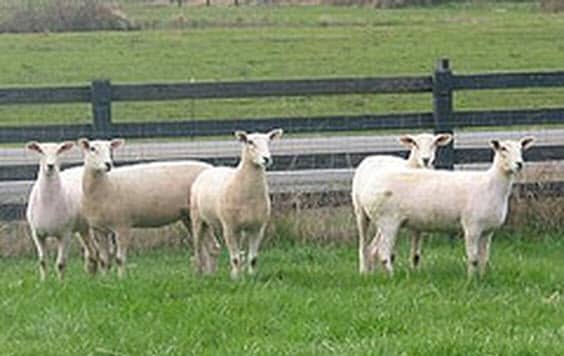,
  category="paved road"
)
[2,128,562,166]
